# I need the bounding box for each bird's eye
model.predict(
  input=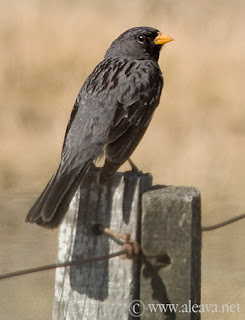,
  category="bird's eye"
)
[137,35,145,43]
